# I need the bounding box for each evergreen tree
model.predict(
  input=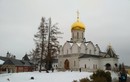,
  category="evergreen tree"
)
[90,70,112,82]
